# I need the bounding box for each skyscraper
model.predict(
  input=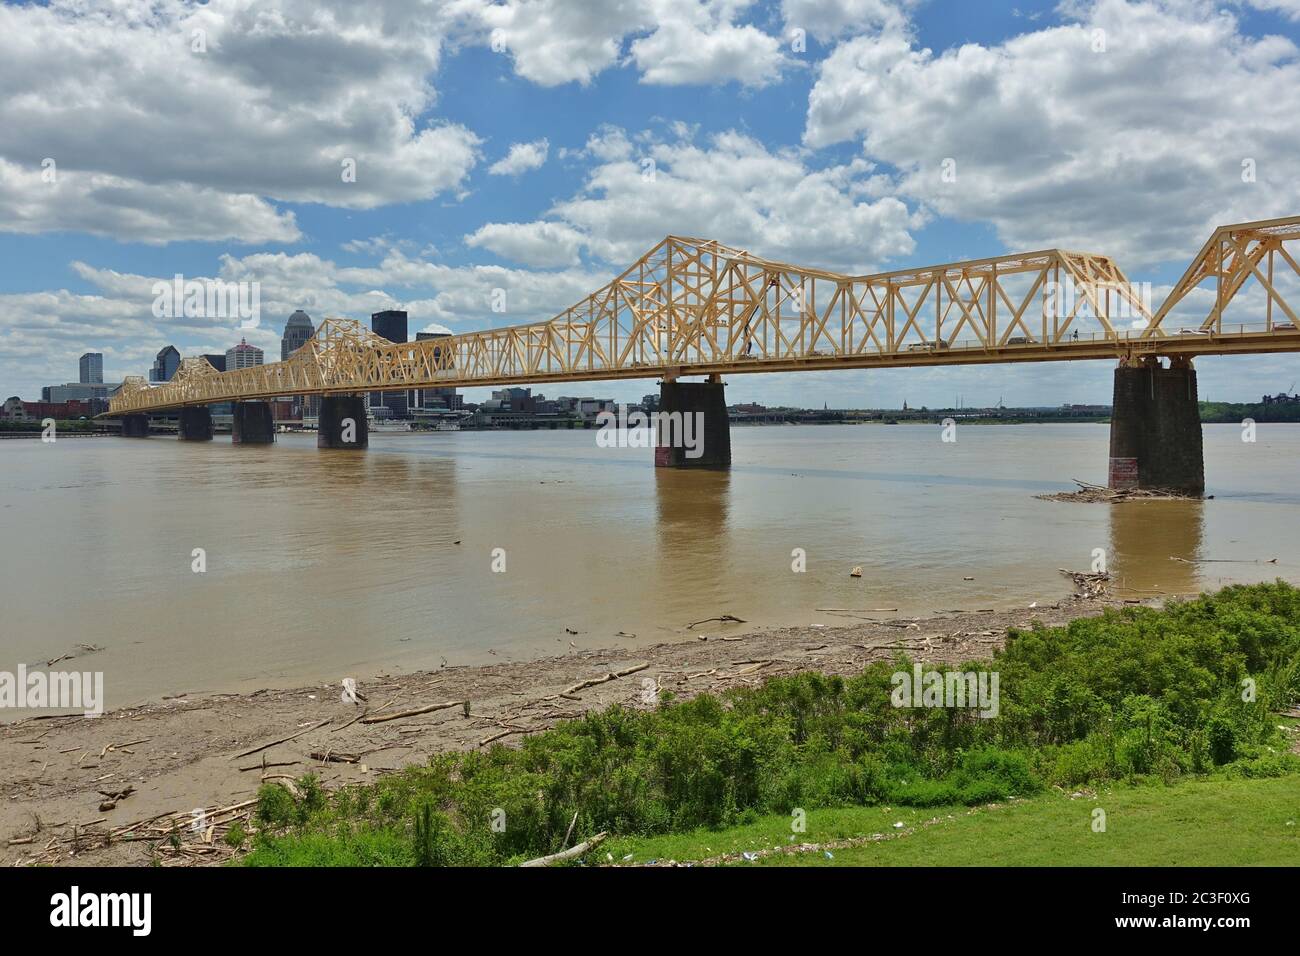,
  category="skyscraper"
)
[225,338,264,370]
[281,311,317,419]
[281,310,315,360]
[79,352,103,384]
[371,310,407,344]
[415,329,460,411]
[371,310,408,418]
[150,345,180,383]
[201,354,233,417]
